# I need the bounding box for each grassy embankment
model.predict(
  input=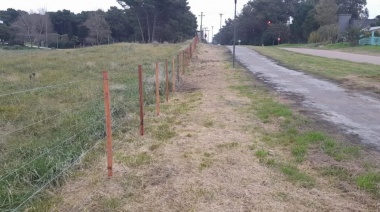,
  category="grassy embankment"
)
[0,43,183,210]
[250,46,380,94]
